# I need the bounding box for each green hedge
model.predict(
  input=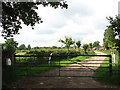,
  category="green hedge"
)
[24,48,95,56]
